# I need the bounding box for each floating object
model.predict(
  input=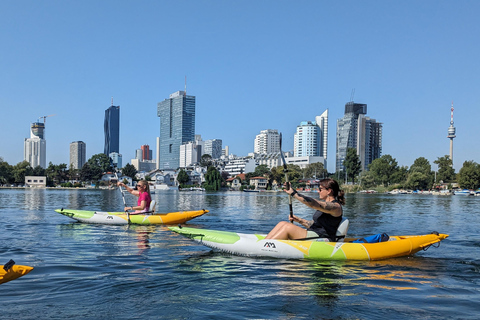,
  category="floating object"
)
[169,227,448,261]
[55,208,208,225]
